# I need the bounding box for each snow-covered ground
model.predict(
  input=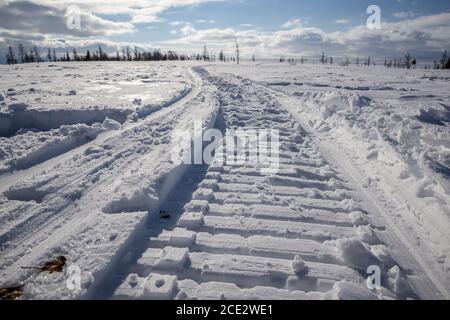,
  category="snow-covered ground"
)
[0,61,448,300]
[0,62,191,173]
